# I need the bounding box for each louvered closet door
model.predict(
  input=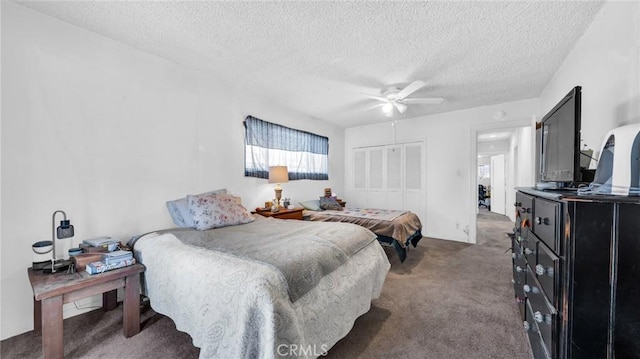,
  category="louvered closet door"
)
[404,142,425,221]
[352,149,368,207]
[351,141,425,222]
[386,145,403,210]
[368,147,386,208]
